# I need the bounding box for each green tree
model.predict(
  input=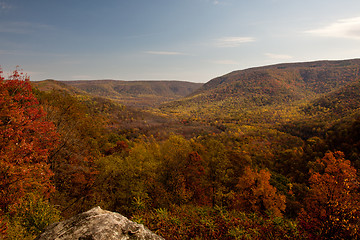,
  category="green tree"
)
[199,137,233,207]
[158,135,194,205]
[94,138,160,214]
[5,193,61,239]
